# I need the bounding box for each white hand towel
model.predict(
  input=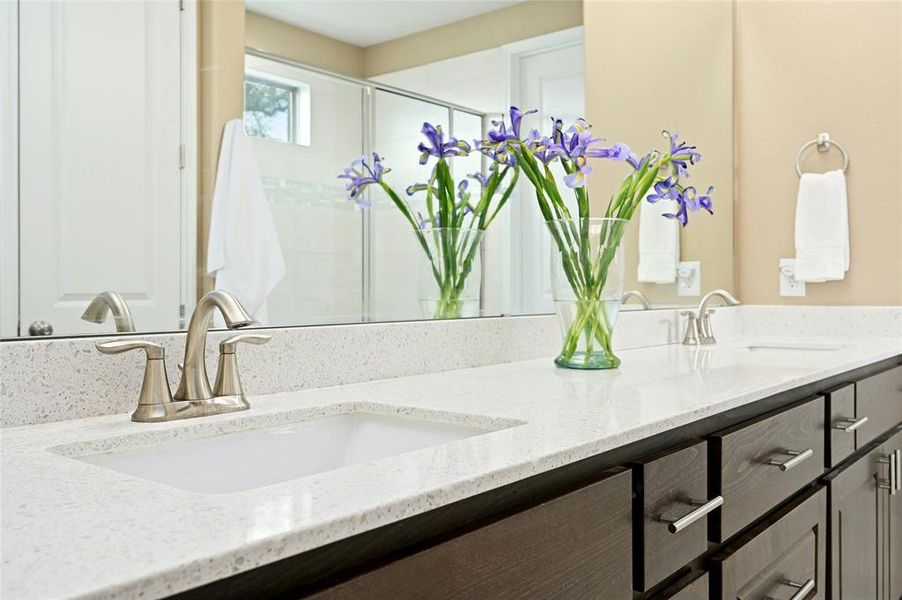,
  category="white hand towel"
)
[207,118,285,325]
[793,169,849,282]
[637,193,680,284]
